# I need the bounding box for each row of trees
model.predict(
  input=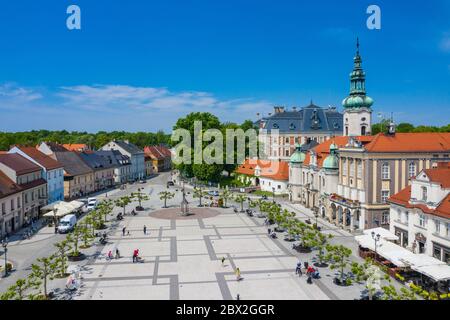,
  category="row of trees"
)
[371,122,450,135]
[0,130,171,151]
[240,197,445,300]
